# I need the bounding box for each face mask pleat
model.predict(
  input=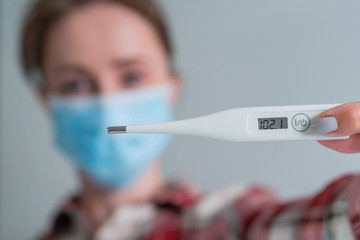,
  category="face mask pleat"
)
[49,83,173,189]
